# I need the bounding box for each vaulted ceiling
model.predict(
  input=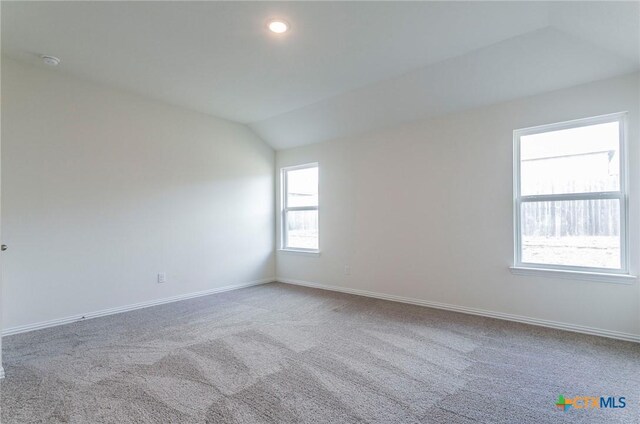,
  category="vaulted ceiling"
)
[3,1,639,149]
